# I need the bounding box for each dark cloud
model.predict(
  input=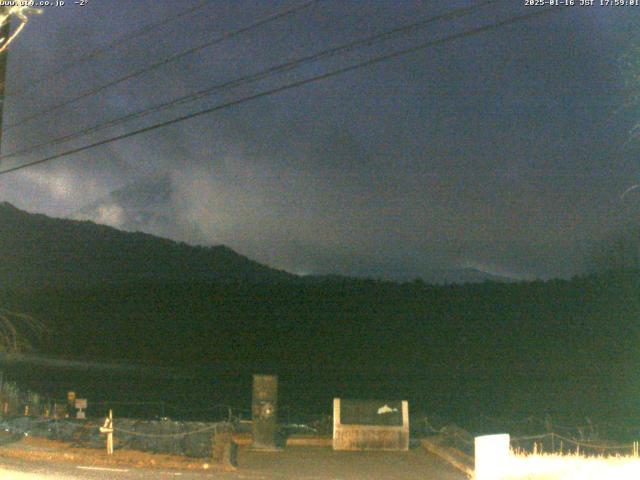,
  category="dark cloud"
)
[0,1,638,281]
